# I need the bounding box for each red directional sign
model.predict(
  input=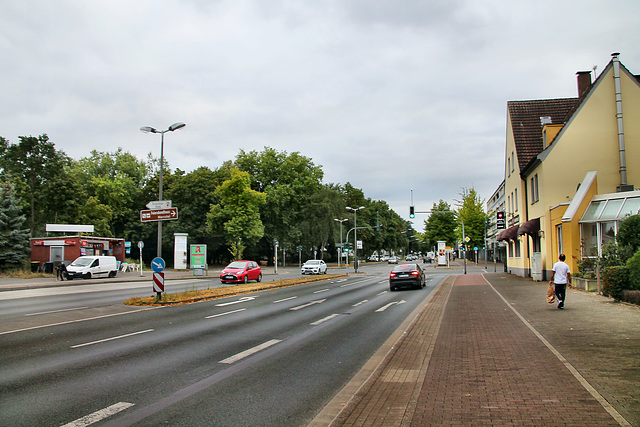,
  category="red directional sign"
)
[140,208,179,222]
